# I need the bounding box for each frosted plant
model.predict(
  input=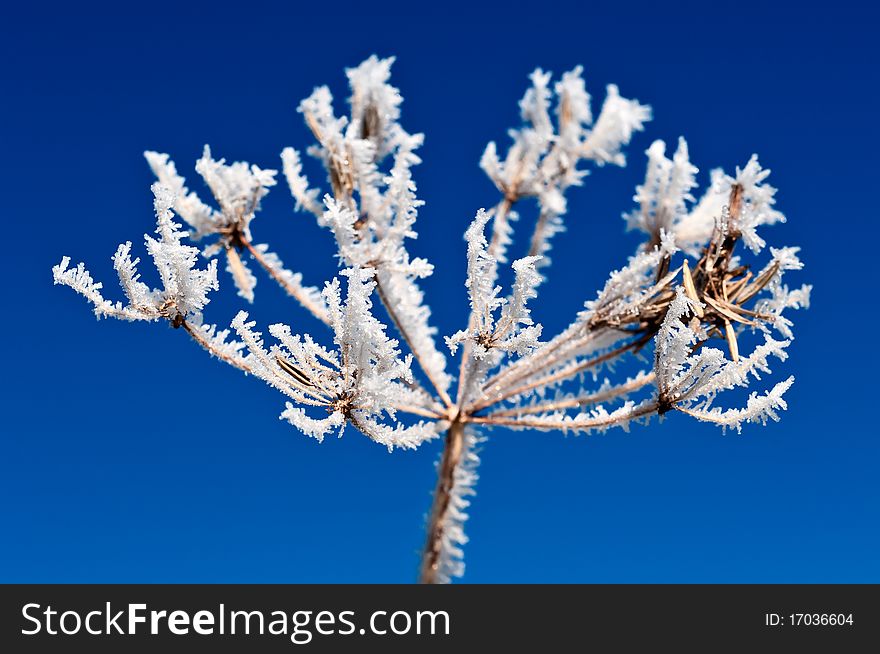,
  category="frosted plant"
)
[53,184,220,325]
[53,57,810,584]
